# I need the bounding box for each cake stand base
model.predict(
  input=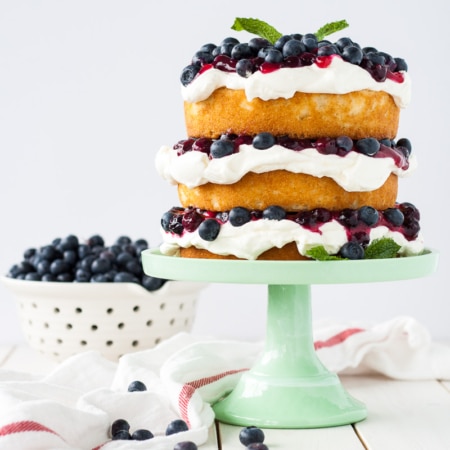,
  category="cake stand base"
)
[142,249,438,428]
